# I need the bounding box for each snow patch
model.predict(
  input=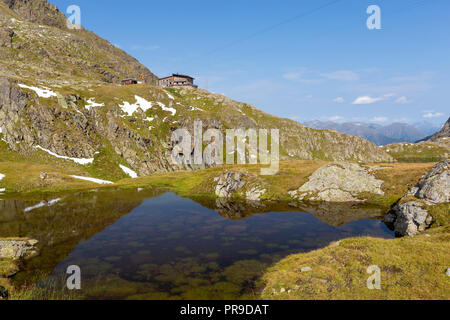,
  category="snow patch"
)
[85,98,104,110]
[69,175,114,185]
[119,95,153,116]
[18,84,57,98]
[35,146,94,165]
[155,101,177,116]
[0,173,4,181]
[166,92,175,100]
[120,165,138,178]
